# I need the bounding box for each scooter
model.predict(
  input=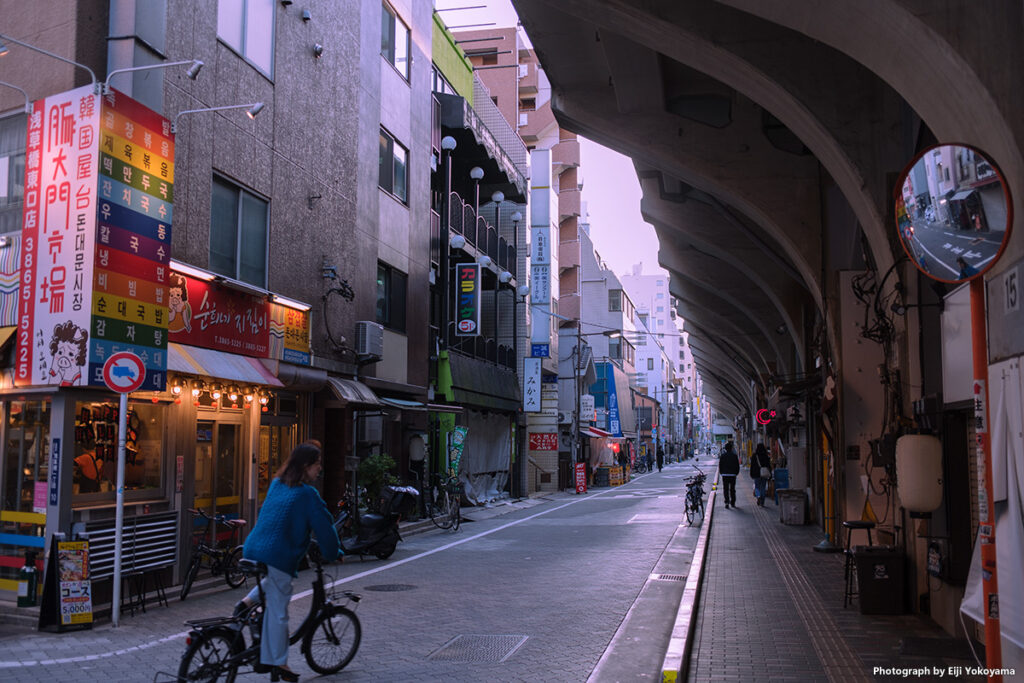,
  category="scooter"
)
[334,485,418,560]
